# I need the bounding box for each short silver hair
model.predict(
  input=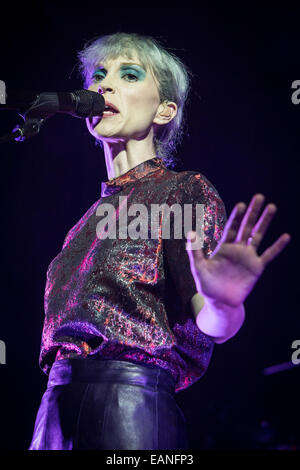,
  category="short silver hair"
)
[77,32,193,168]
